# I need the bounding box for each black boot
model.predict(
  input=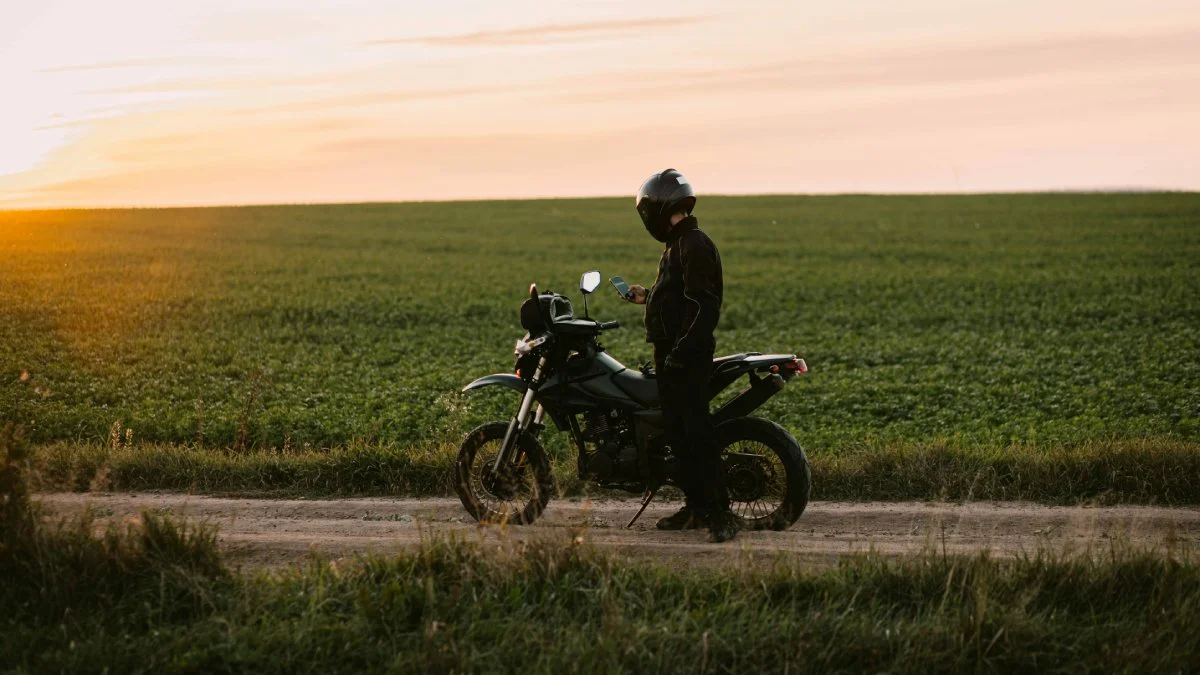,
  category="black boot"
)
[656,505,709,530]
[707,509,739,543]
